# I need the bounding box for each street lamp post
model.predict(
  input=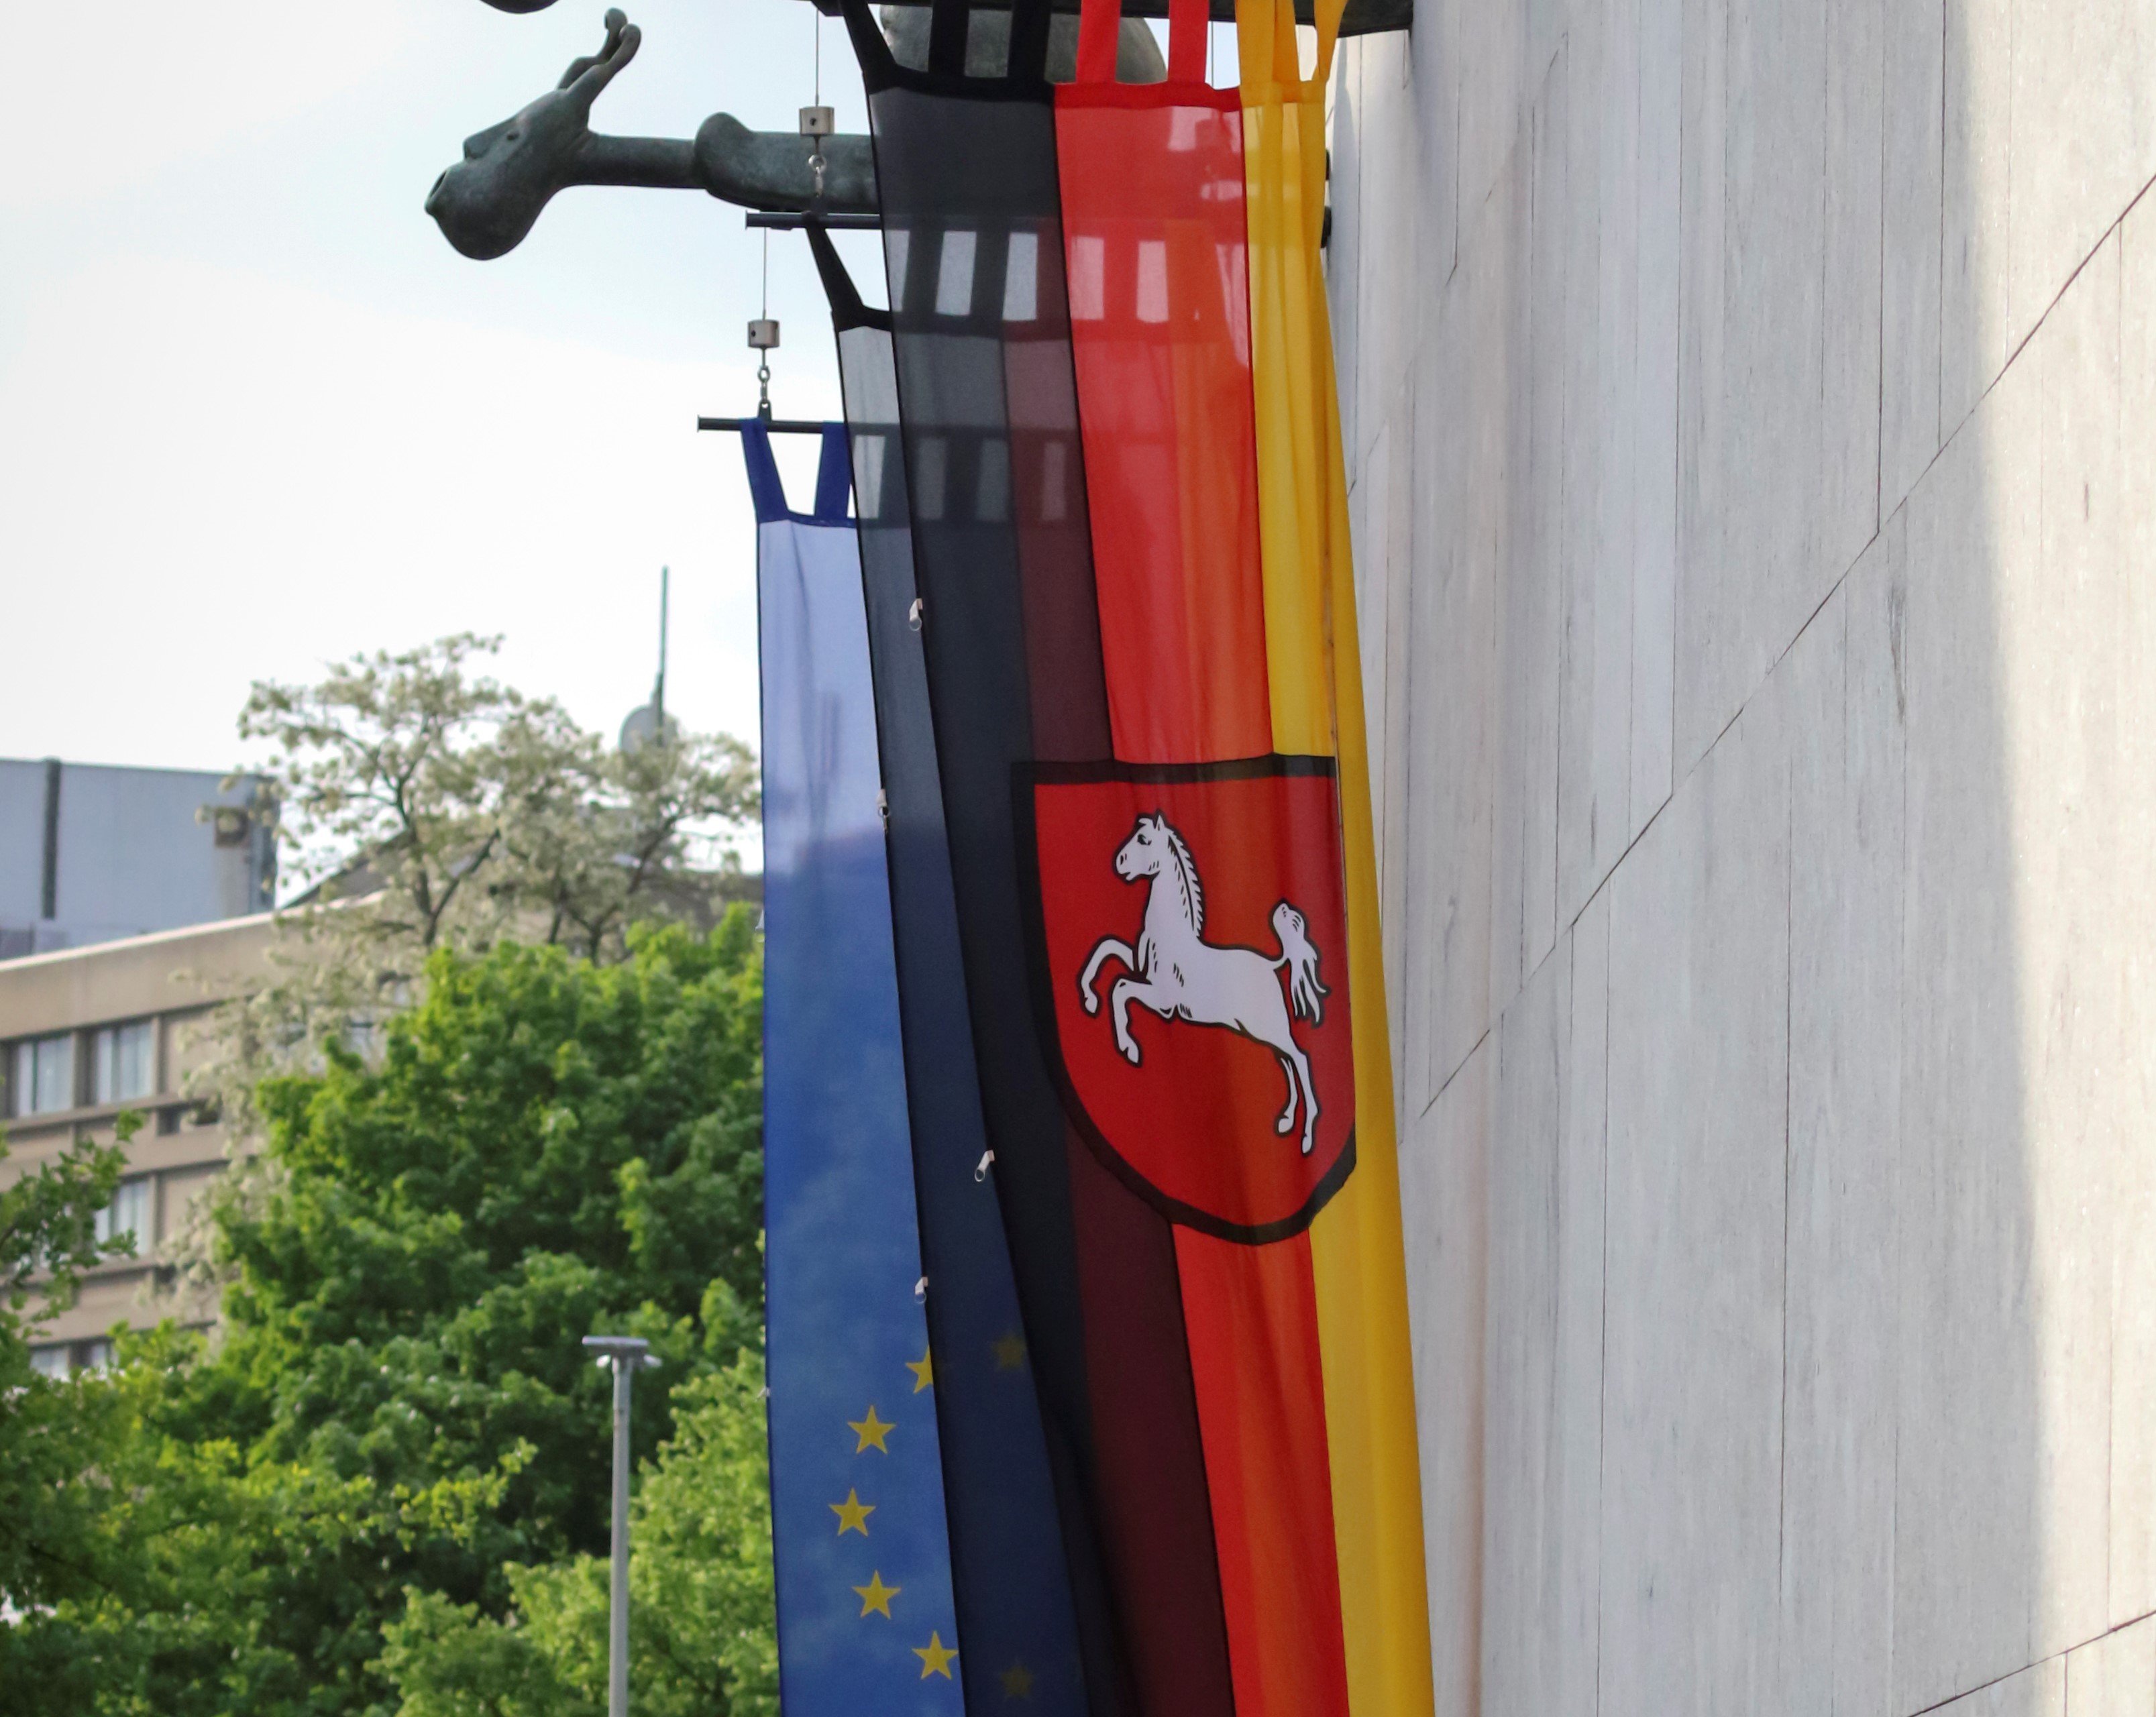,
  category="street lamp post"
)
[582,1335,661,1717]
